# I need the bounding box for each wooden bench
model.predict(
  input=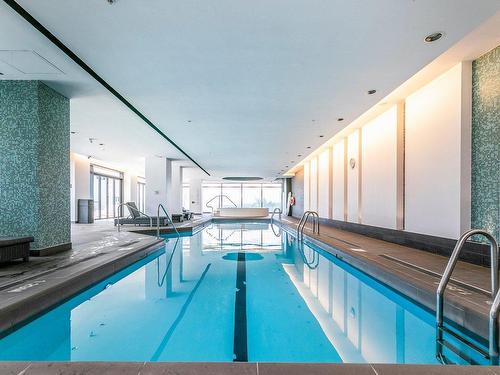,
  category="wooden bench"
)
[0,236,34,263]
